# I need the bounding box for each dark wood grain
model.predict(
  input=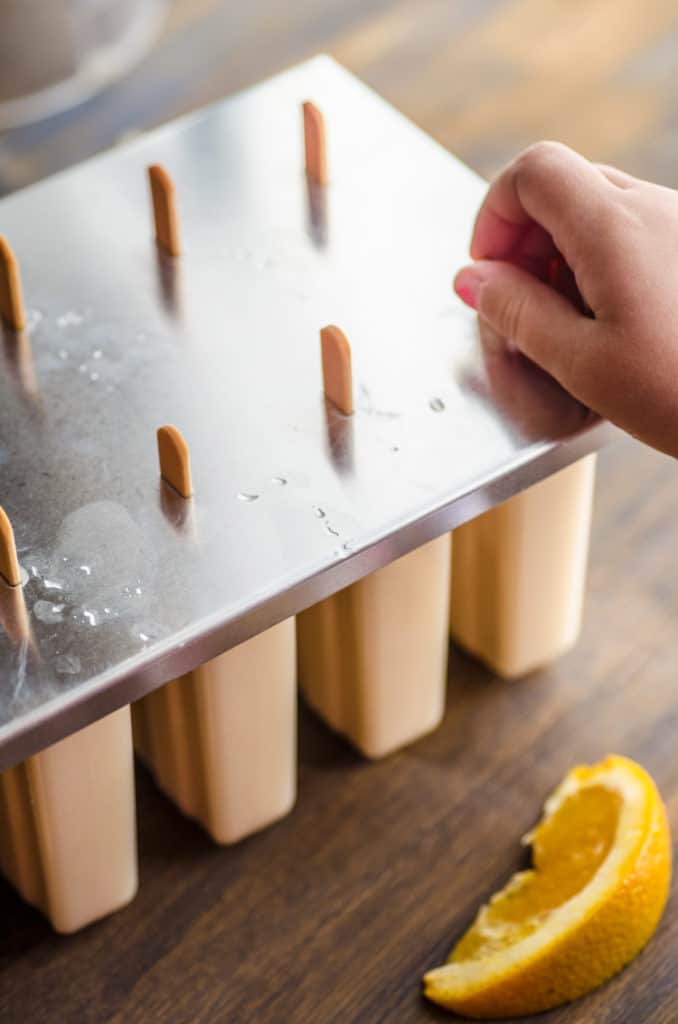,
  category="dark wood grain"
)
[1,2,678,1022]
